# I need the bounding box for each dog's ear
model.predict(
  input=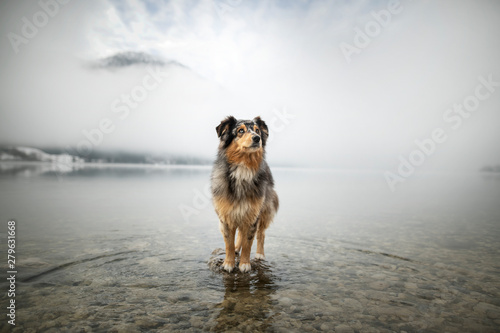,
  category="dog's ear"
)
[216,116,237,139]
[254,116,269,139]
